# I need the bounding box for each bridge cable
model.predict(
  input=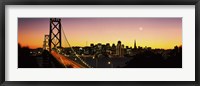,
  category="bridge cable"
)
[61,25,91,68]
